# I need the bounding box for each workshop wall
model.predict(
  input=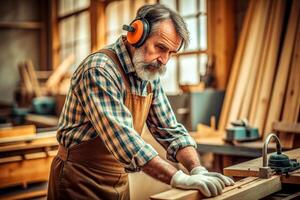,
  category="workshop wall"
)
[0,0,44,104]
